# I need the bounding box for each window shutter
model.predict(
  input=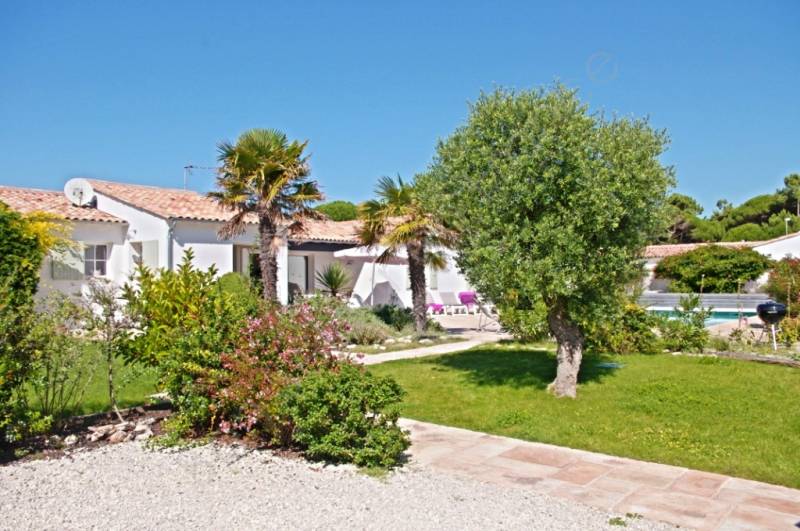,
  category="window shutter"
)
[141,241,159,269]
[51,247,85,281]
[427,266,438,290]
